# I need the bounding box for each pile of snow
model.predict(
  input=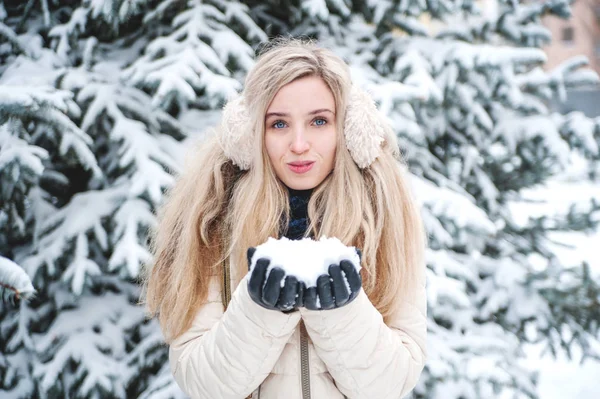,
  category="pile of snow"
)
[249,236,361,287]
